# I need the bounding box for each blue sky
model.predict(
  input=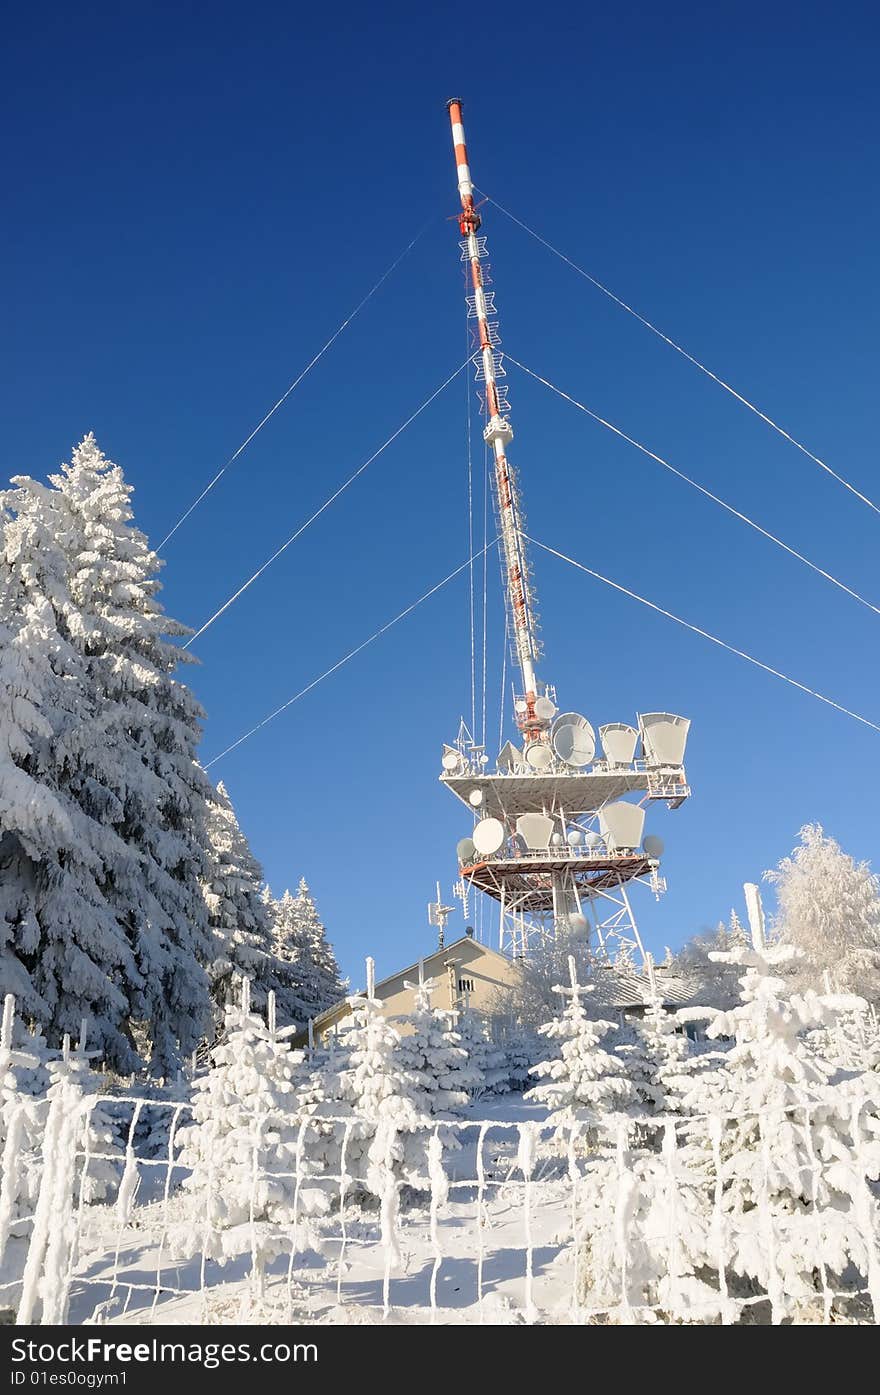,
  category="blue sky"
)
[3,2,879,985]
